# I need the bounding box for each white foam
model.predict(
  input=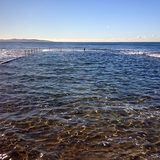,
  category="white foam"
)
[41,48,85,52]
[41,48,56,52]
[119,49,160,59]
[146,53,160,58]
[120,49,145,55]
[0,49,23,62]
[0,49,37,63]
